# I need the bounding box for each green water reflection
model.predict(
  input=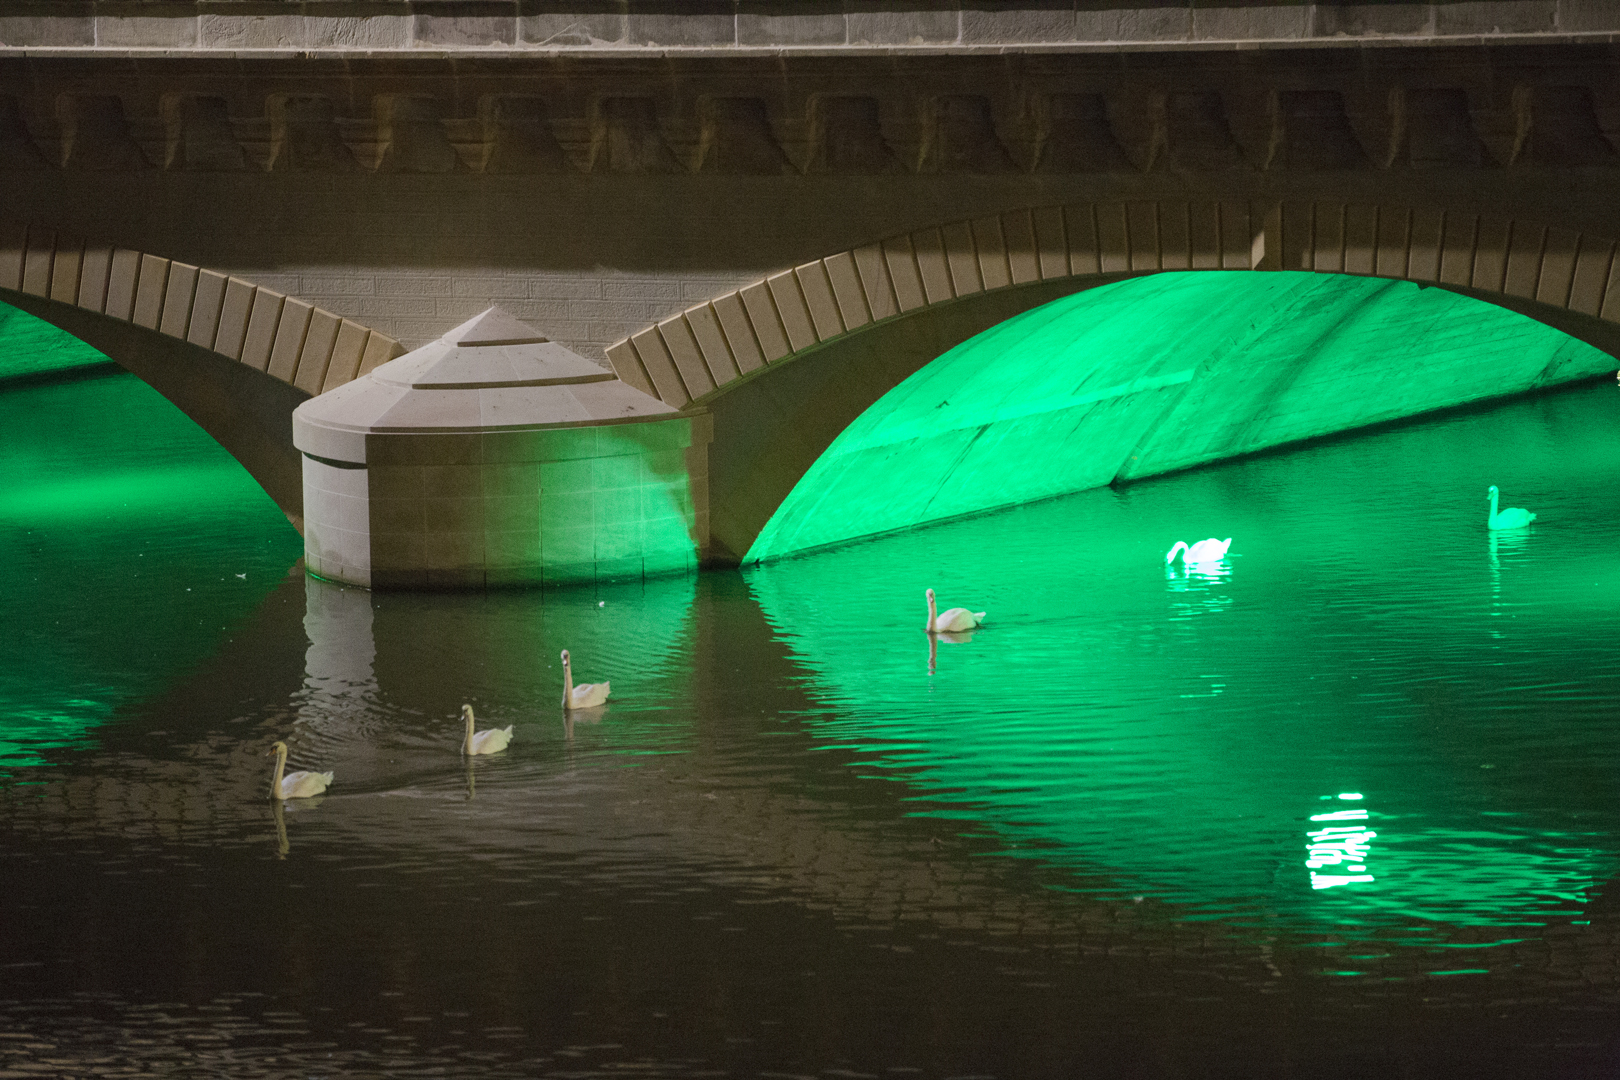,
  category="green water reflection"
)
[0,374,303,766]
[747,380,1620,935]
